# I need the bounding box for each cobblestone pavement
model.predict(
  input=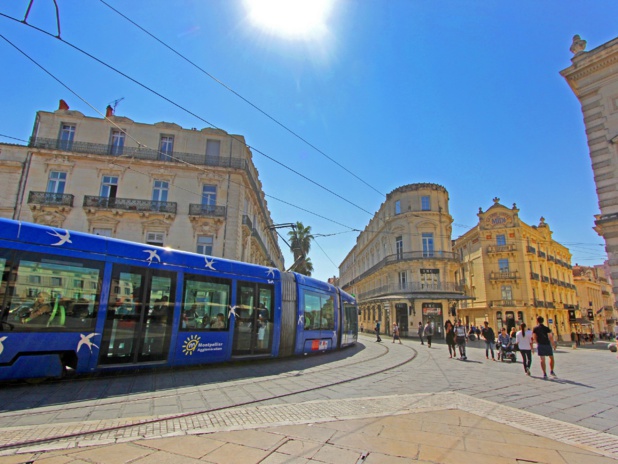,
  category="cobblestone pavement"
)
[0,334,616,462]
